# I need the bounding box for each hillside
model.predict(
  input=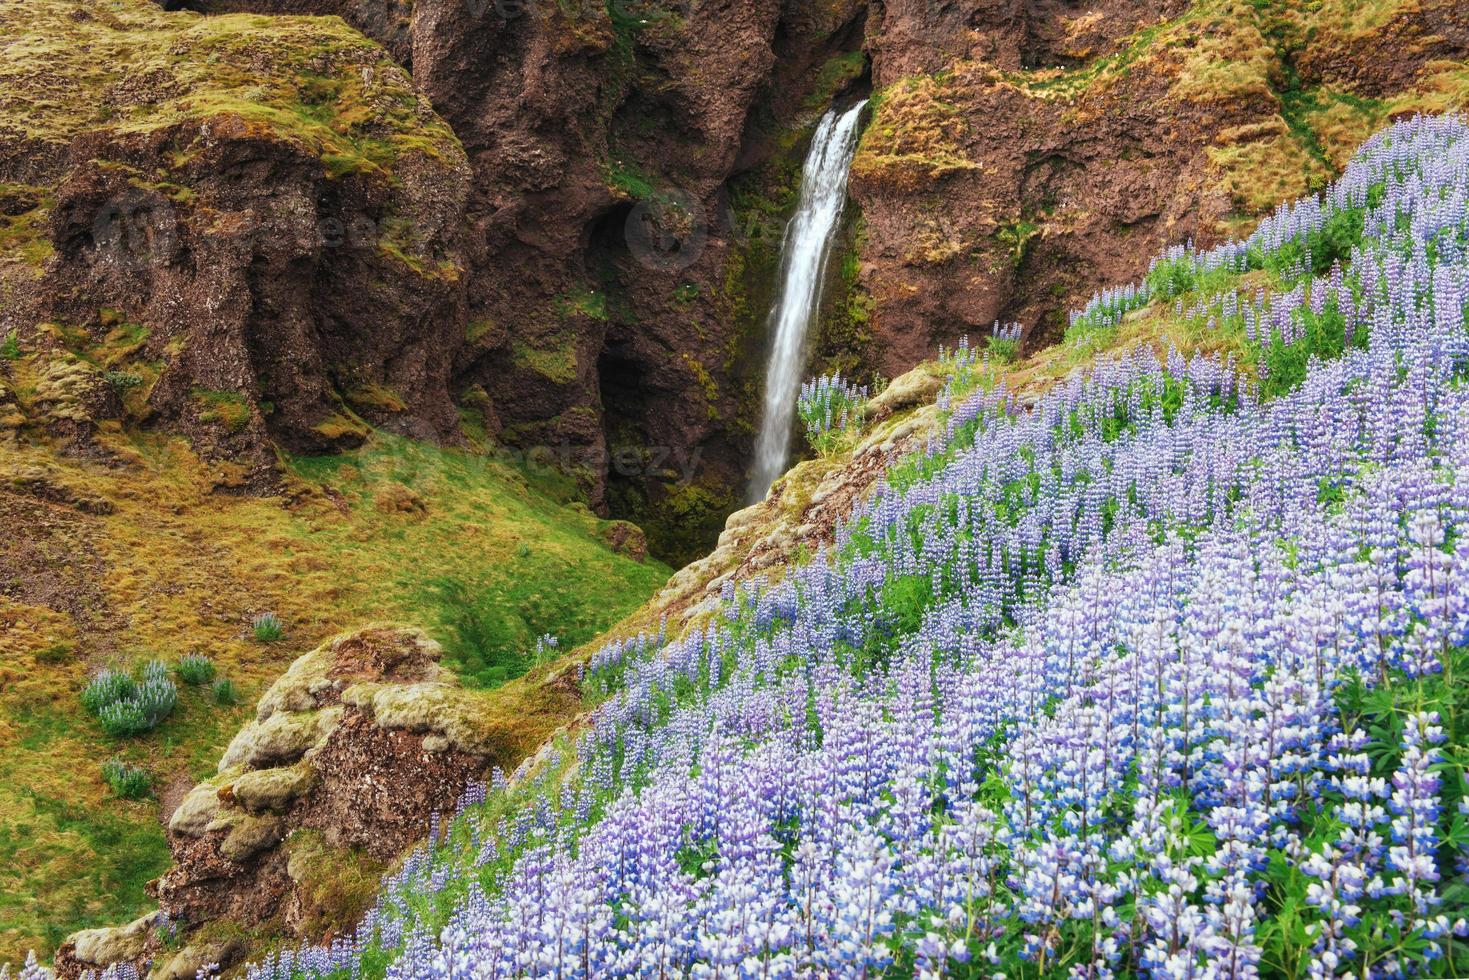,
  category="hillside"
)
[2,0,1469,975]
[223,112,1469,979]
